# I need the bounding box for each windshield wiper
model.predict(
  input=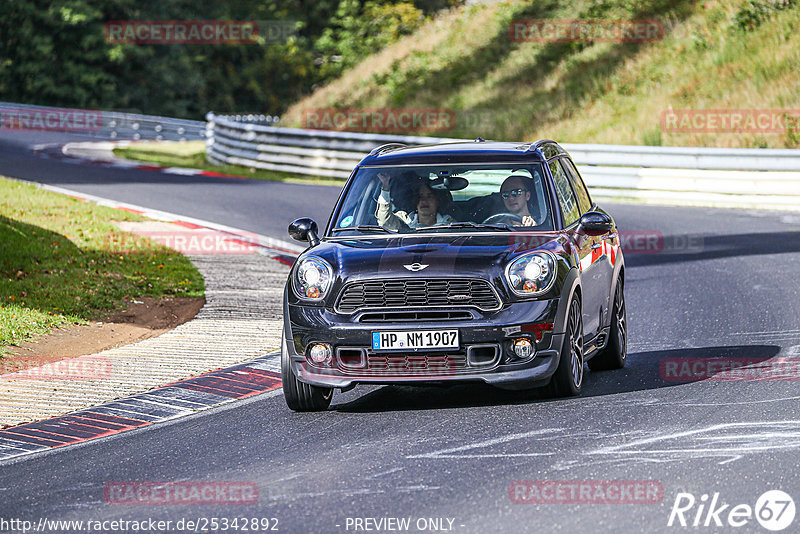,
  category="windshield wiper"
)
[415,221,513,232]
[331,225,398,234]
